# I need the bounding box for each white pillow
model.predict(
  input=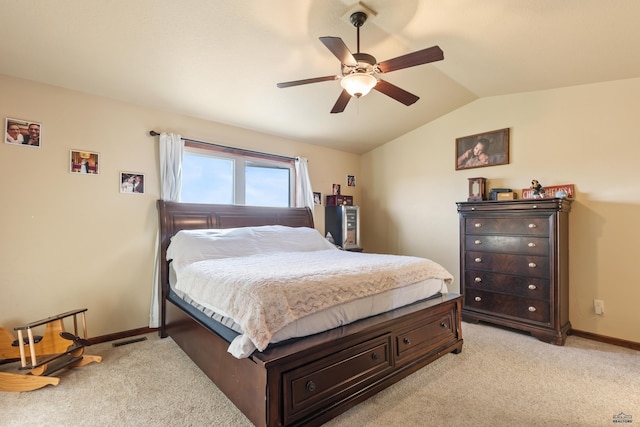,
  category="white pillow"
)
[251,225,337,253]
[166,225,336,273]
